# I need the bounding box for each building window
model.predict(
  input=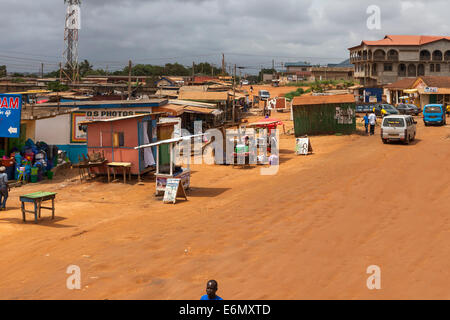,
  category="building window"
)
[418,64,425,76]
[113,132,125,147]
[384,63,393,71]
[436,64,441,72]
[430,64,435,72]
